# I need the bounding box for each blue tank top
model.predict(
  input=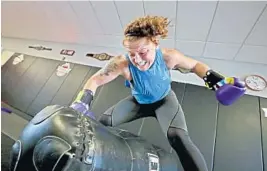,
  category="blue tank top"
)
[126,47,171,104]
